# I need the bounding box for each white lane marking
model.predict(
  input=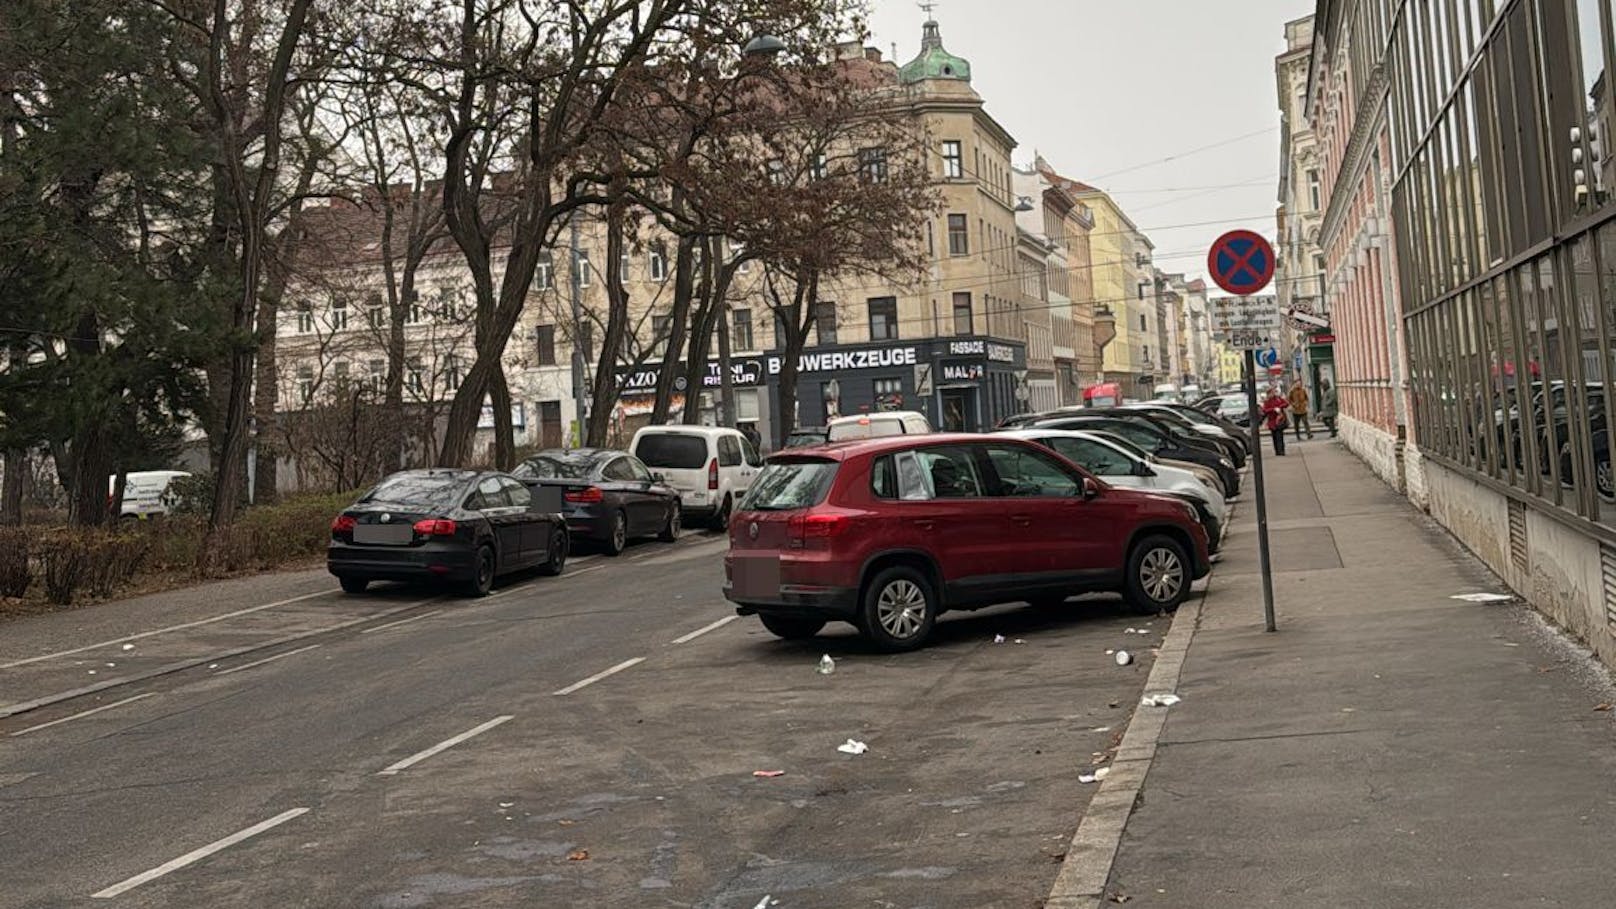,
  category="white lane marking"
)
[214,644,322,677]
[9,693,154,738]
[358,610,444,634]
[552,657,646,696]
[91,808,309,899]
[377,715,514,776]
[563,563,607,578]
[752,896,772,909]
[671,615,738,645]
[0,590,336,669]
